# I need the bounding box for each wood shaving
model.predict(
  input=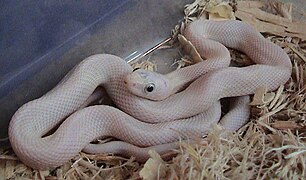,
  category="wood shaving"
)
[206,2,236,20]
[286,42,306,63]
[270,1,292,20]
[1,0,306,179]
[235,1,306,40]
[178,34,204,63]
[131,60,156,71]
[139,150,167,180]
[250,86,275,106]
